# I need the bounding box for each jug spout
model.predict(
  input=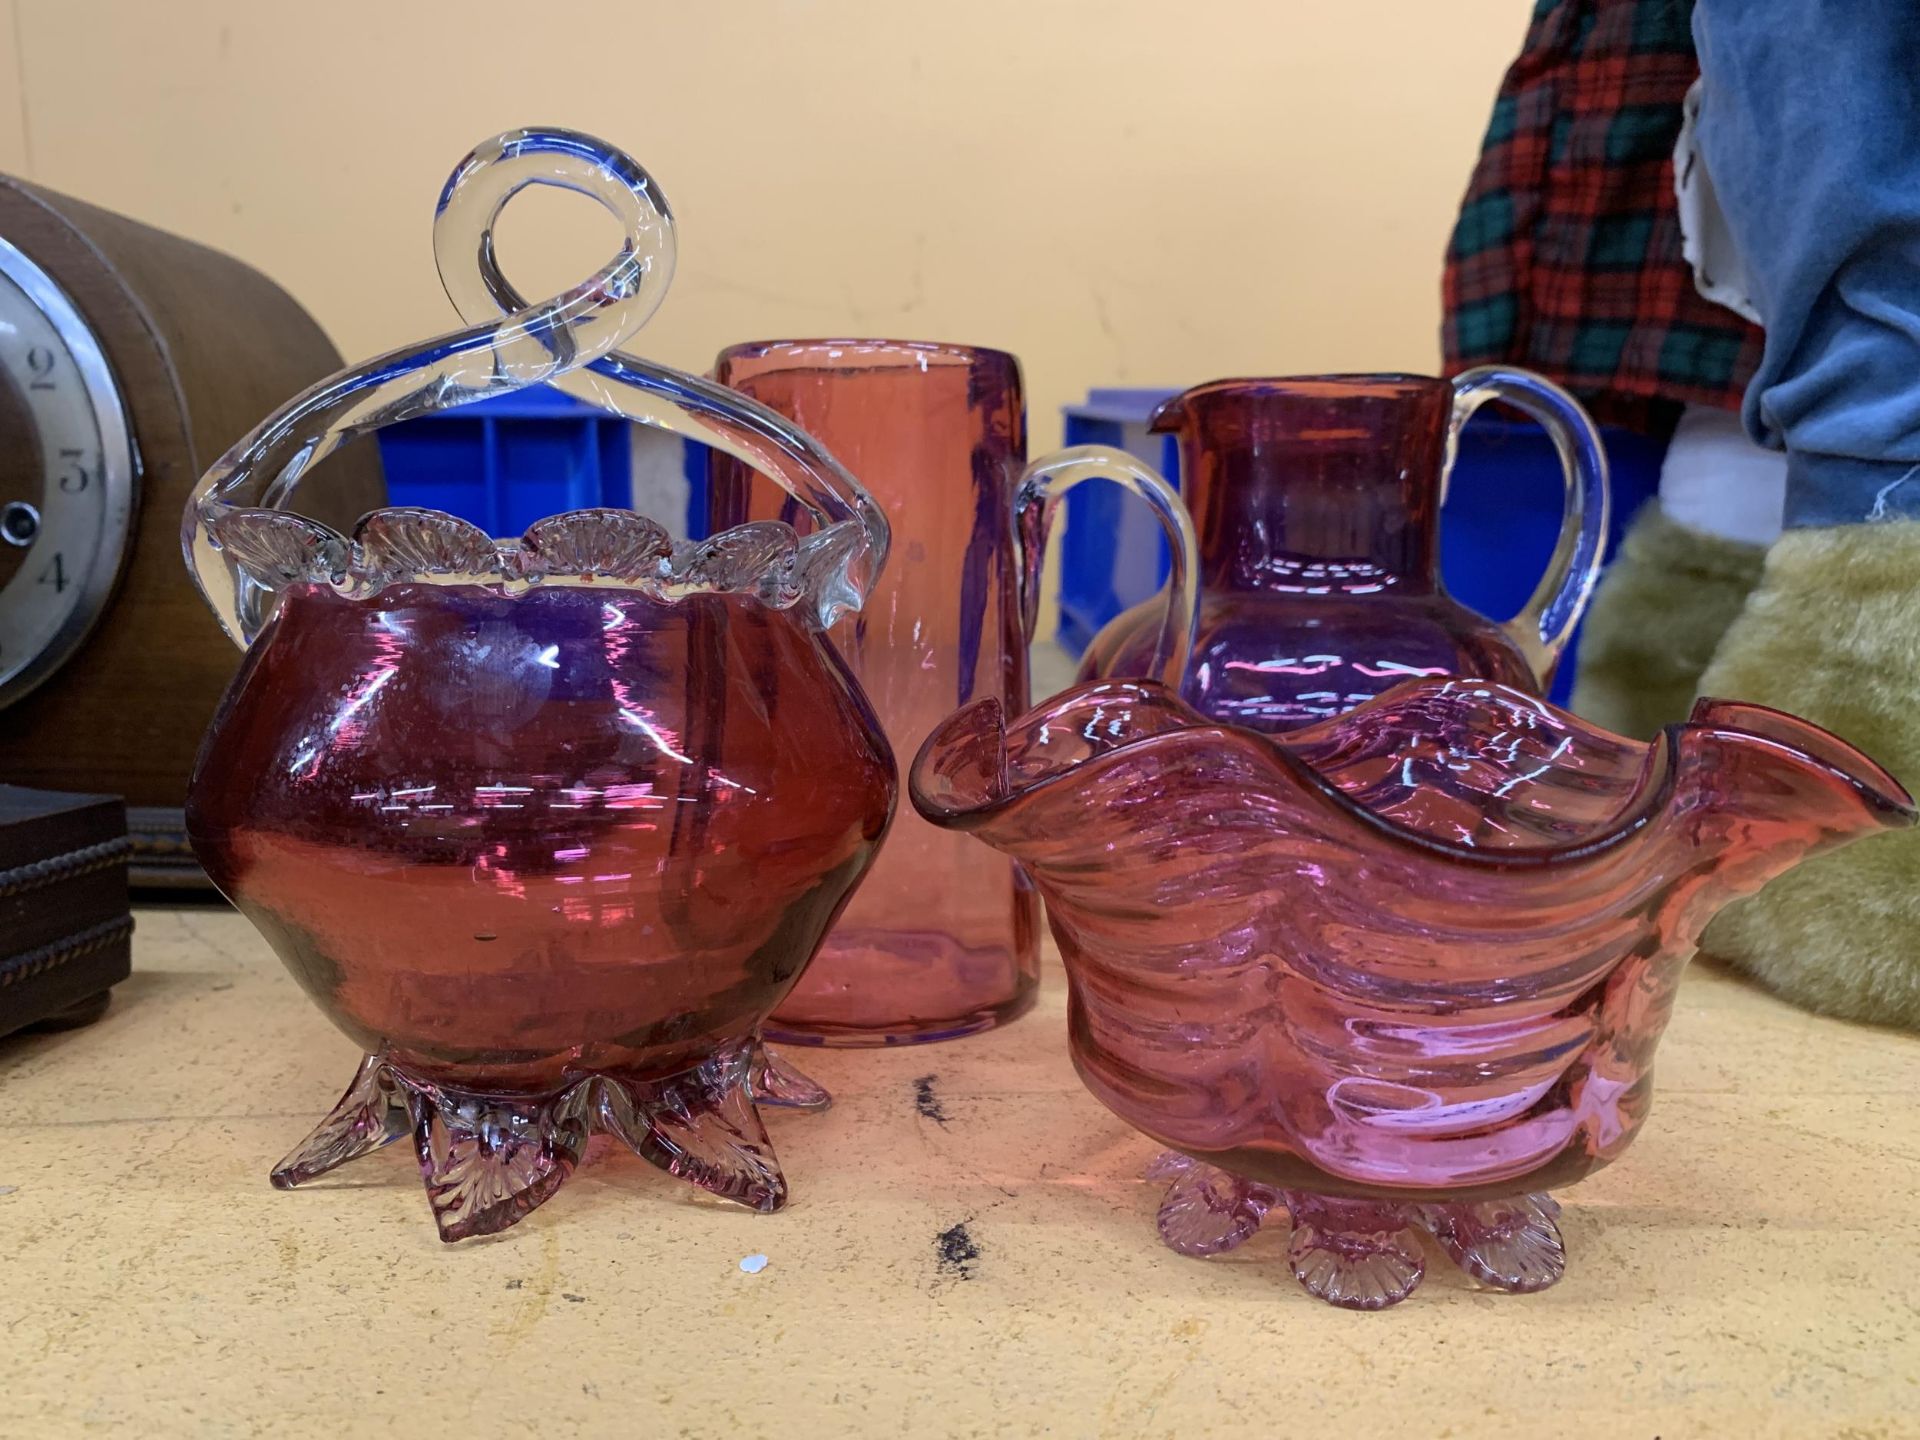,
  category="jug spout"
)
[1674,698,1916,895]
[1145,375,1454,594]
